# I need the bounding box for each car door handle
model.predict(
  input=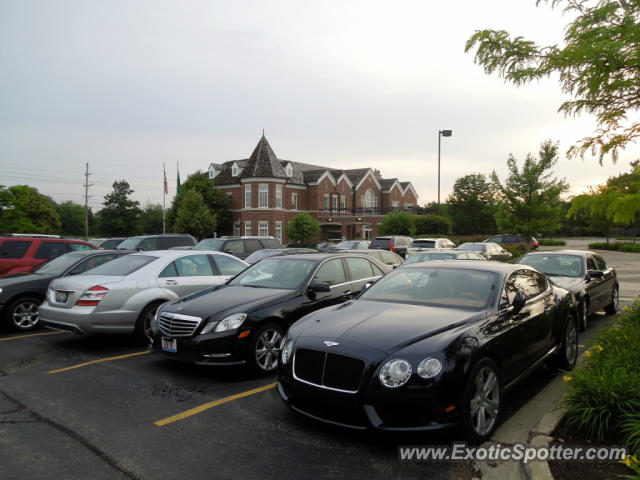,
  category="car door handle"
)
[544,306,552,312]
[342,290,352,297]
[164,280,178,285]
